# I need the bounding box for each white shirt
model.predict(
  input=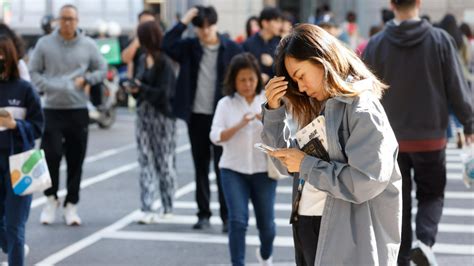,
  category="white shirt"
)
[18,59,31,82]
[298,183,327,216]
[210,92,267,174]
